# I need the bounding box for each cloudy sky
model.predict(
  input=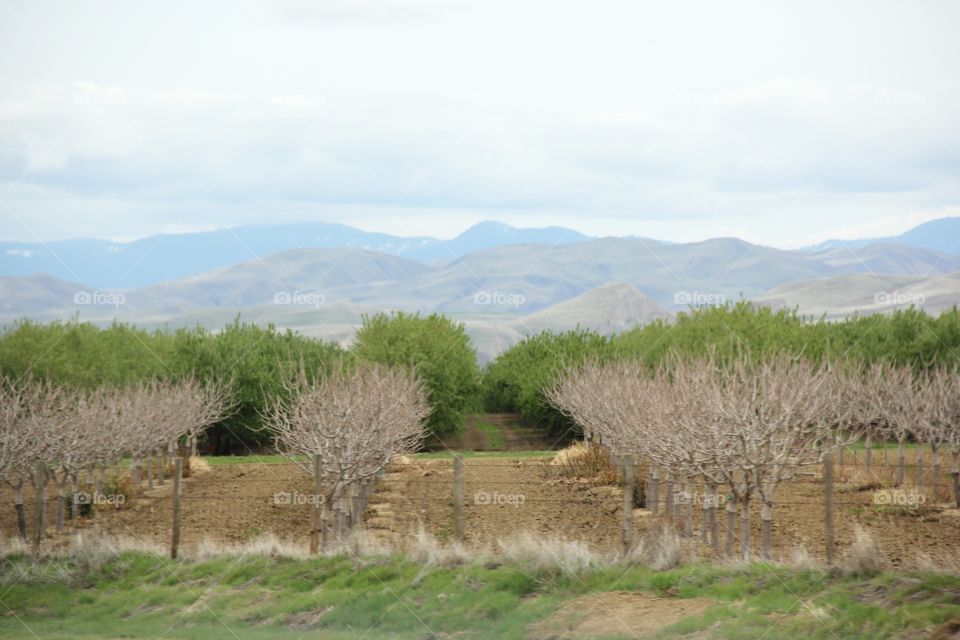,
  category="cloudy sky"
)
[1,0,958,247]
